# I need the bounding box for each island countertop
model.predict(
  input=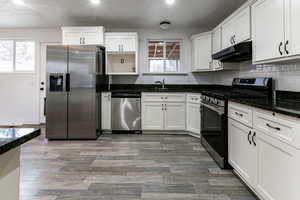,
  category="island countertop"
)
[0,128,41,155]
